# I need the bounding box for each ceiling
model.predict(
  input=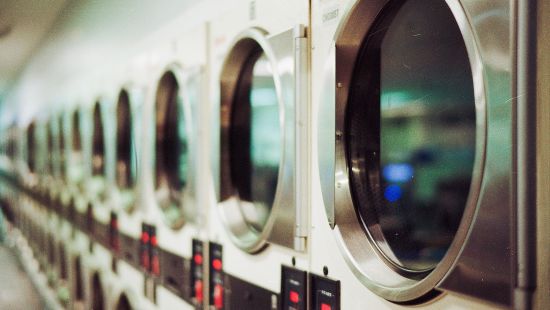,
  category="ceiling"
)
[0,0,67,103]
[0,0,199,126]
